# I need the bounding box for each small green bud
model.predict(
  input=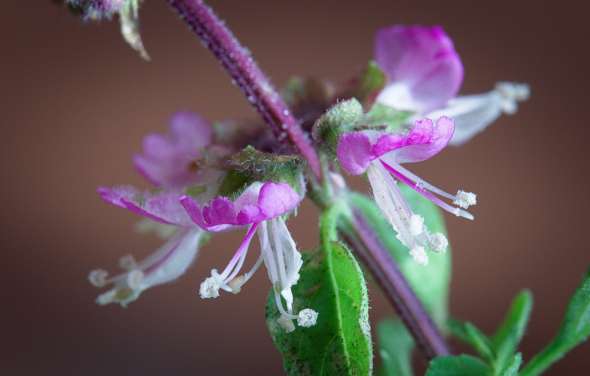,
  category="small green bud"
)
[312,98,364,155]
